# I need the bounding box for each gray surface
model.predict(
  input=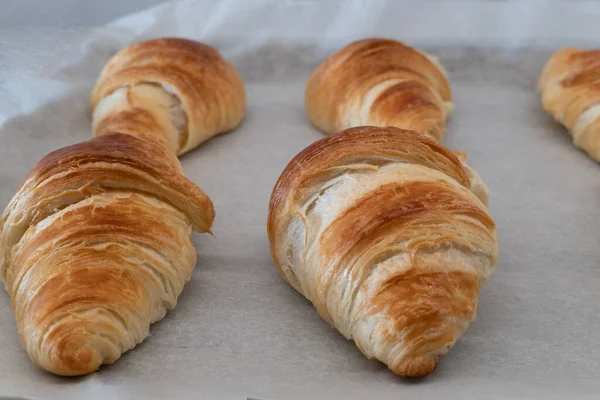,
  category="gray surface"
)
[0,0,169,27]
[1,1,600,399]
[1,0,594,28]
